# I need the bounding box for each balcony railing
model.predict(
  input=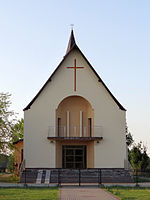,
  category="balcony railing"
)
[47,125,103,141]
